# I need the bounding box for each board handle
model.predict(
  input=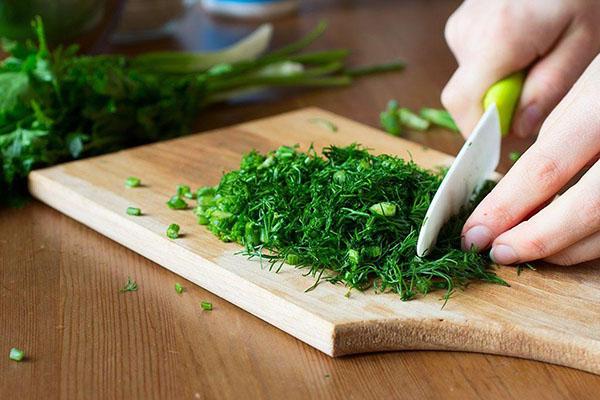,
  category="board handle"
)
[483,71,525,136]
